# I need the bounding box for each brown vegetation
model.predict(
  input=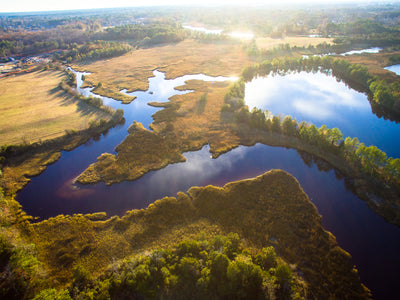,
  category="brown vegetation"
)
[77,122,185,185]
[73,39,250,102]
[76,80,240,185]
